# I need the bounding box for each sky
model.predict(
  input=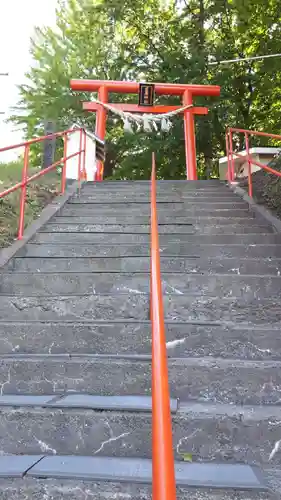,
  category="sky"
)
[0,0,57,161]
